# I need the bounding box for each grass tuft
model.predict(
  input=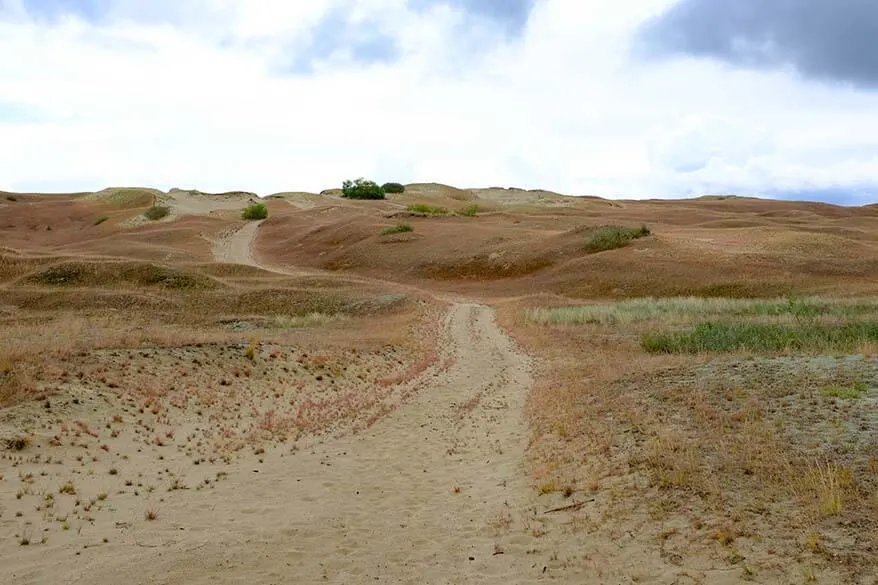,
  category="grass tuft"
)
[820,382,868,399]
[407,204,448,215]
[456,204,479,217]
[584,225,650,253]
[274,313,346,328]
[5,436,31,451]
[143,205,170,221]
[382,223,413,235]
